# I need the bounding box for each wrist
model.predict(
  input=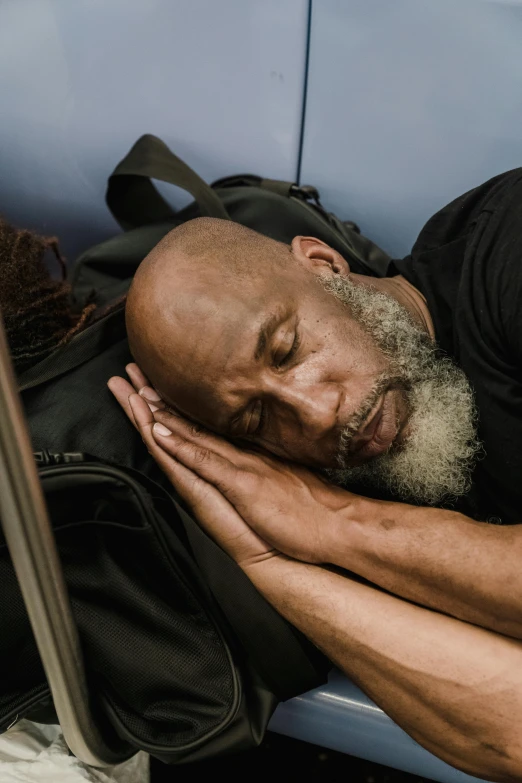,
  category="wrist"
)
[320,494,408,569]
[318,493,369,566]
[241,553,303,598]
